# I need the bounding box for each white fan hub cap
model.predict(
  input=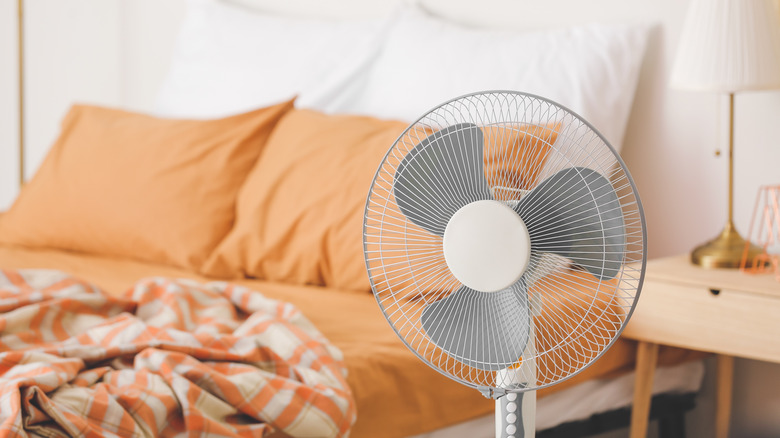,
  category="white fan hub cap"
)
[443,200,531,293]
